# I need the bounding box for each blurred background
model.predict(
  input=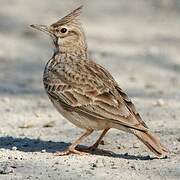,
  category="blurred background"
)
[0,0,180,179]
[1,0,180,99]
[1,0,180,131]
